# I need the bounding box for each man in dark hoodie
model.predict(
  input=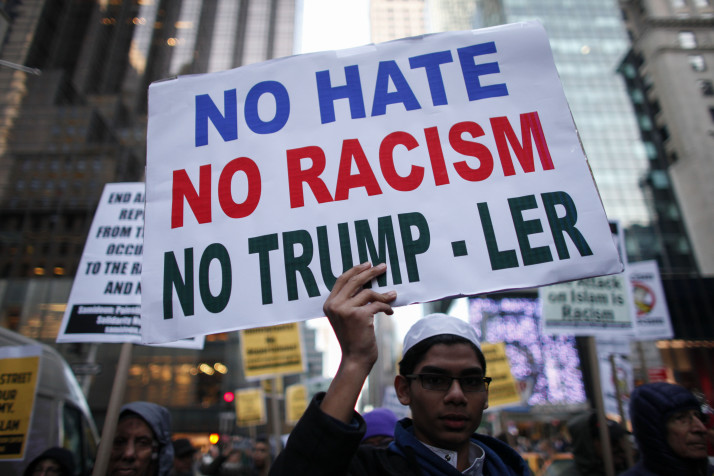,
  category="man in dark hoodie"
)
[23,447,75,476]
[621,382,713,476]
[107,401,174,476]
[567,410,629,475]
[270,263,529,475]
